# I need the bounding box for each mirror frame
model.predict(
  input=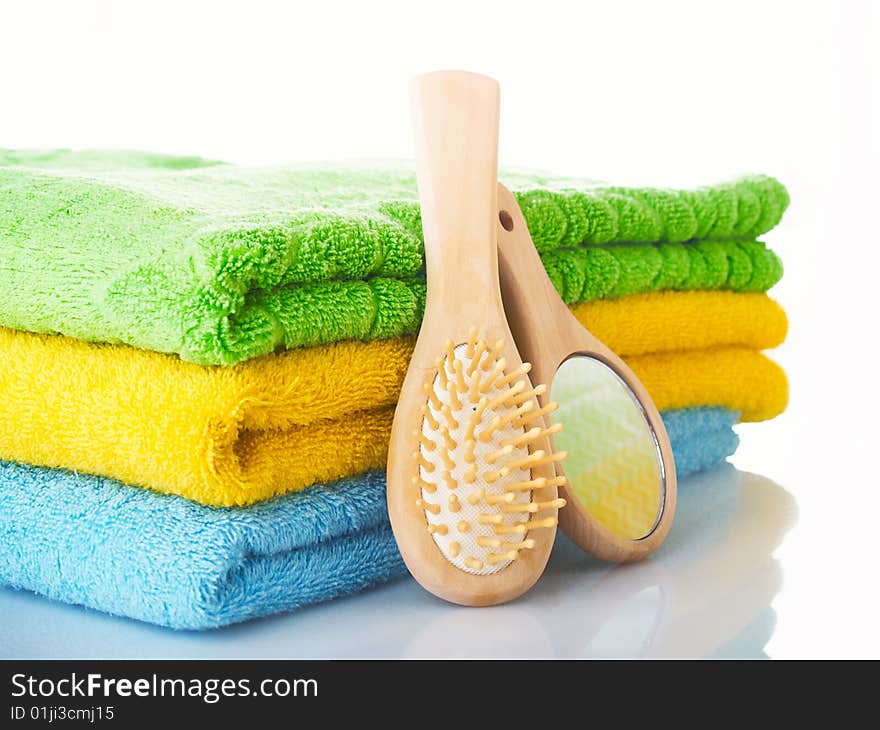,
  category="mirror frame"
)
[552,350,675,560]
[496,183,677,562]
[552,351,667,541]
